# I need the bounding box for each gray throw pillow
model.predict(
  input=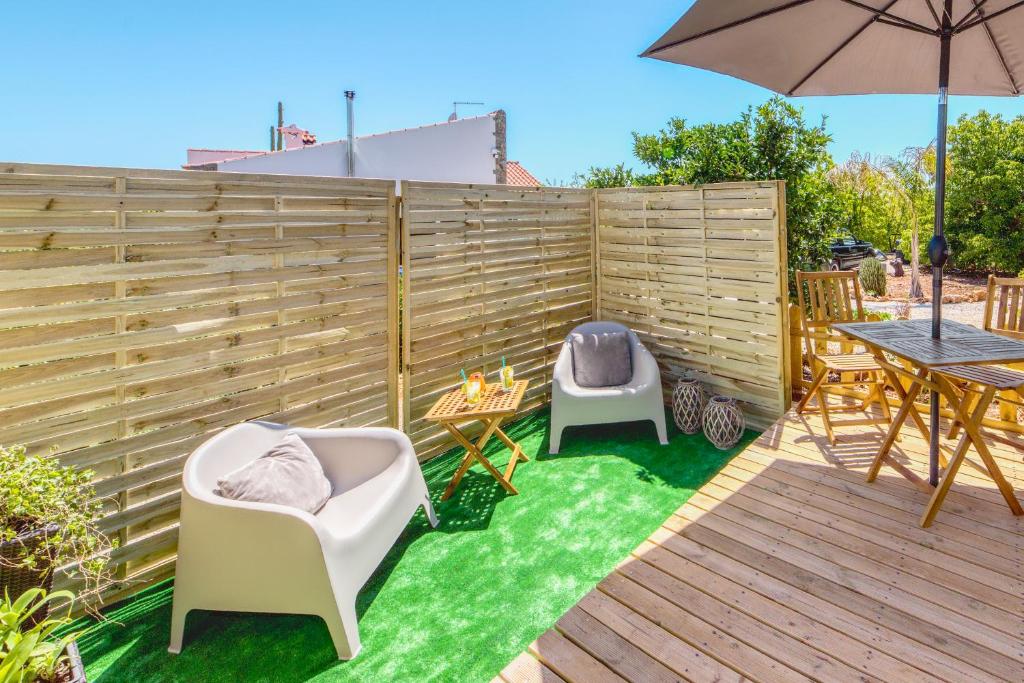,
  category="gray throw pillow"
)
[569,330,633,387]
[215,432,332,514]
